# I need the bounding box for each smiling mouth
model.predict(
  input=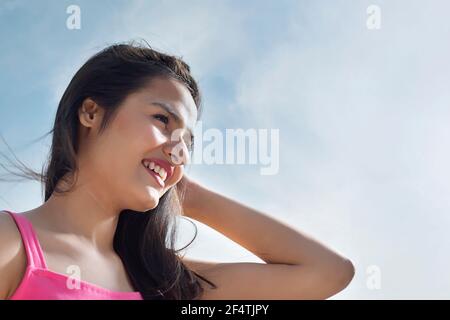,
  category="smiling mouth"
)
[142,161,167,187]
[142,160,169,180]
[142,163,165,187]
